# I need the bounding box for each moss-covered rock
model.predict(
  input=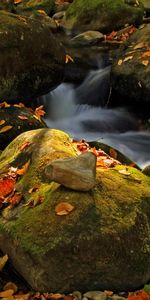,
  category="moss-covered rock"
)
[111,24,150,106]
[14,0,55,16]
[0,128,149,292]
[62,0,144,34]
[0,11,65,101]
